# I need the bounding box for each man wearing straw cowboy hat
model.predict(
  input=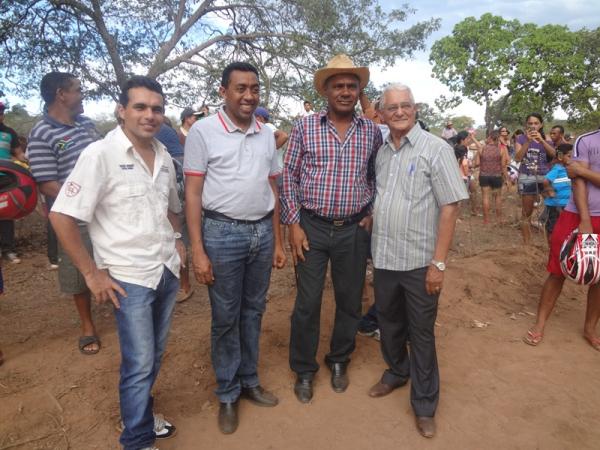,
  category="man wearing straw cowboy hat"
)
[281,54,382,403]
